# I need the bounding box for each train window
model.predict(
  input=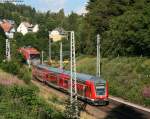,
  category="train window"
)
[30,54,40,60]
[96,85,105,96]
